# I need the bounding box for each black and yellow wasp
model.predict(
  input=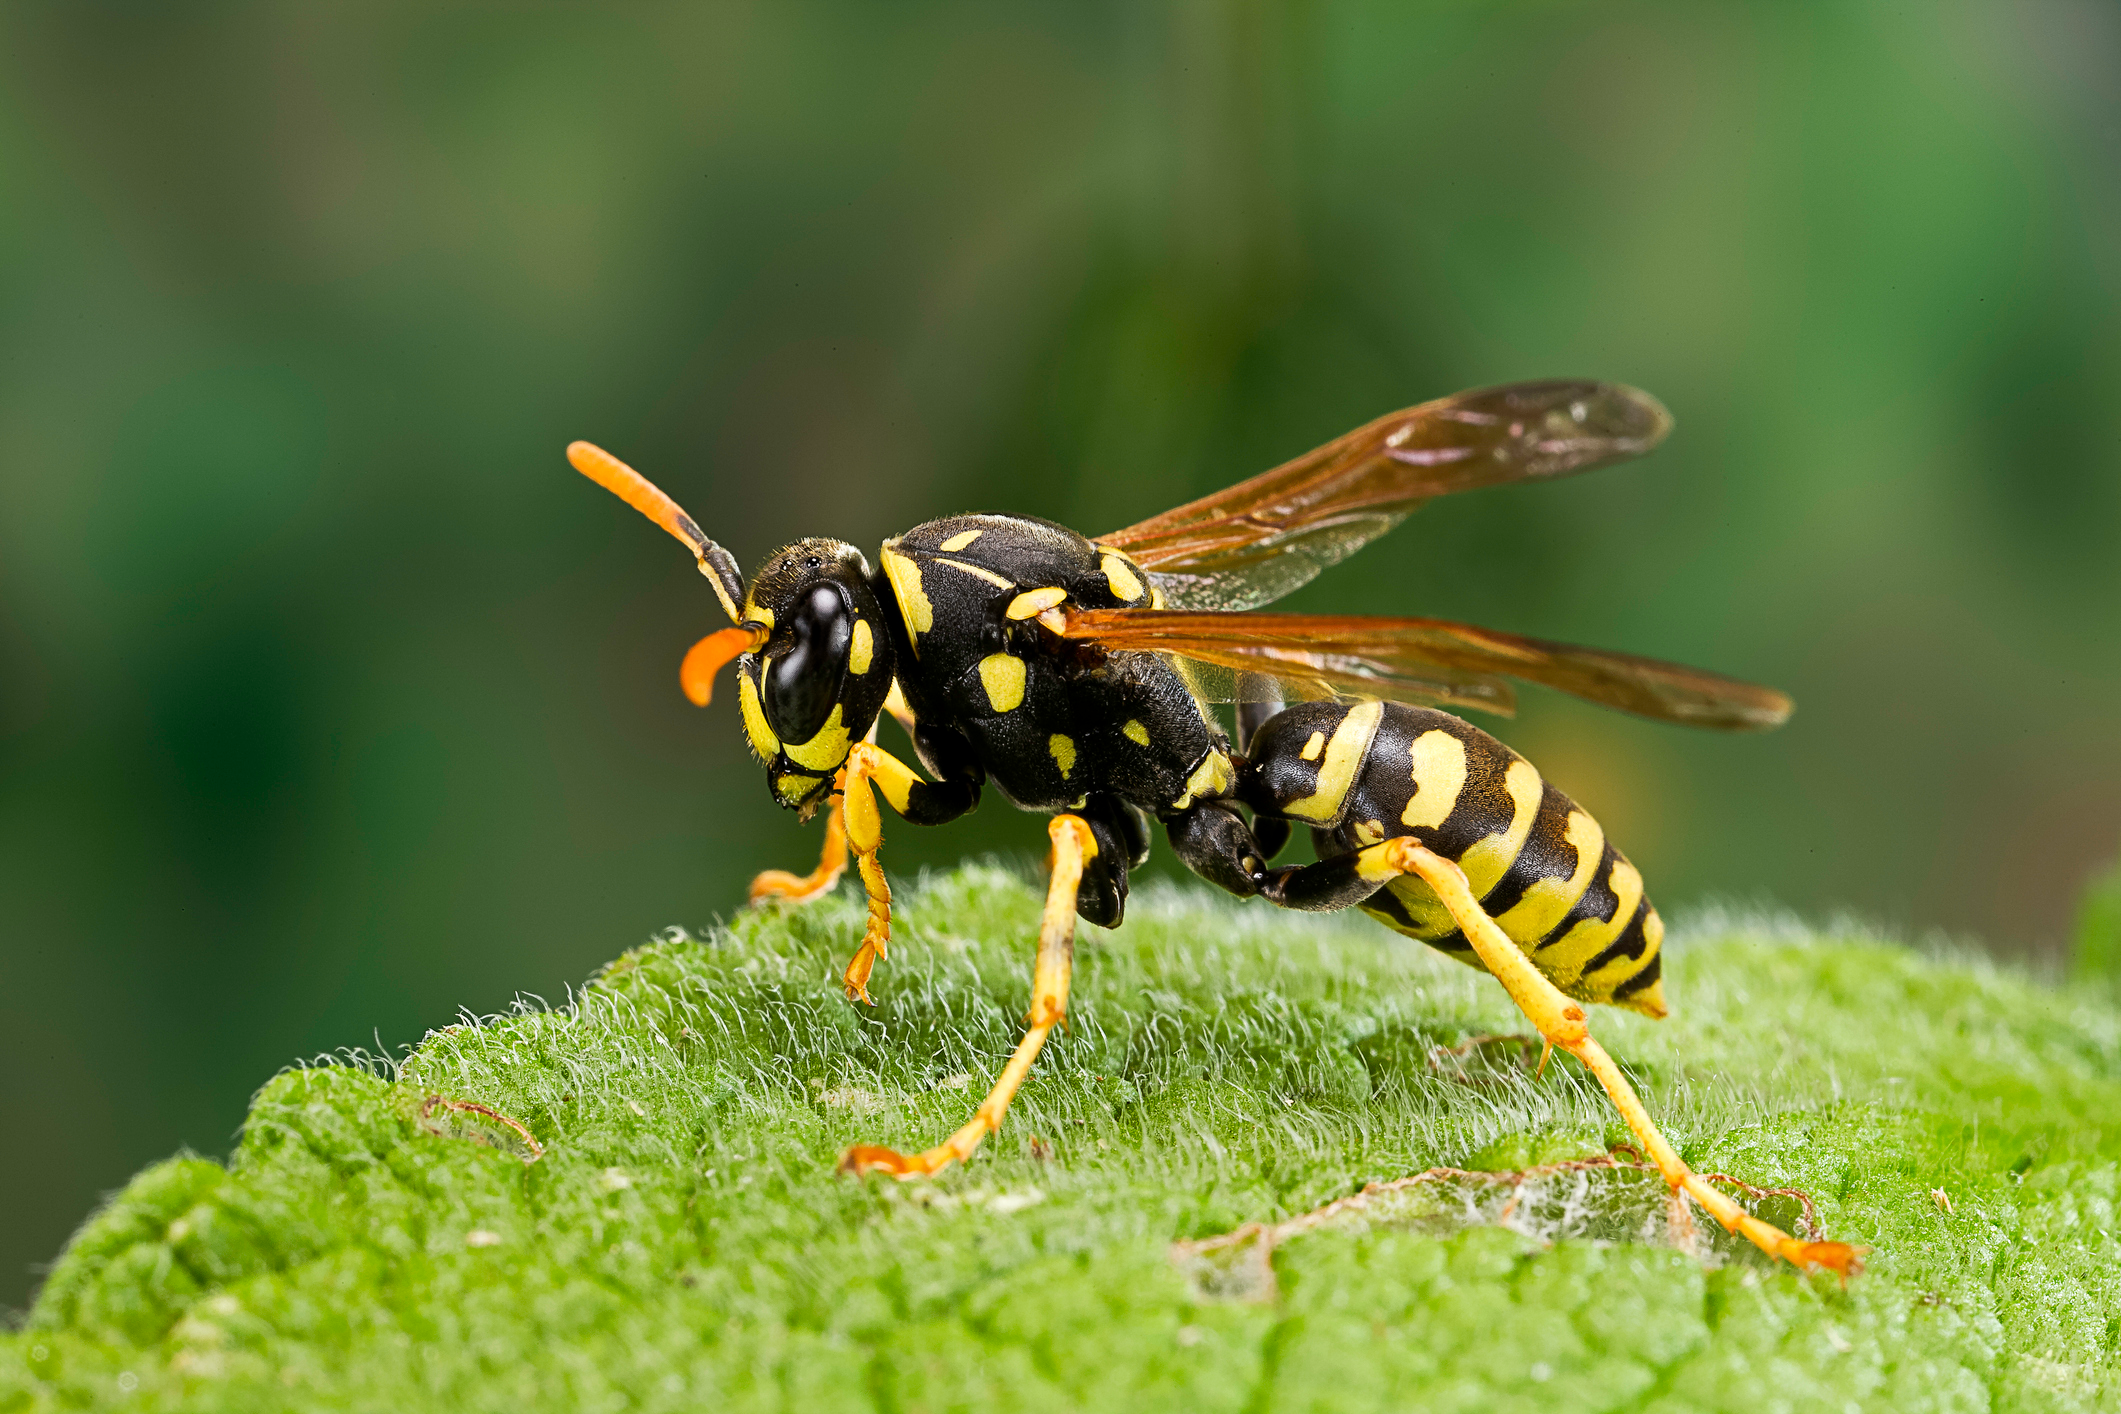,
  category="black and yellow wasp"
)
[570,380,1859,1276]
